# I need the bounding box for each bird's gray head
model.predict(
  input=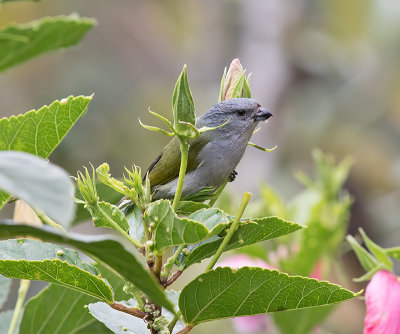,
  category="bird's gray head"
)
[197,98,272,138]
